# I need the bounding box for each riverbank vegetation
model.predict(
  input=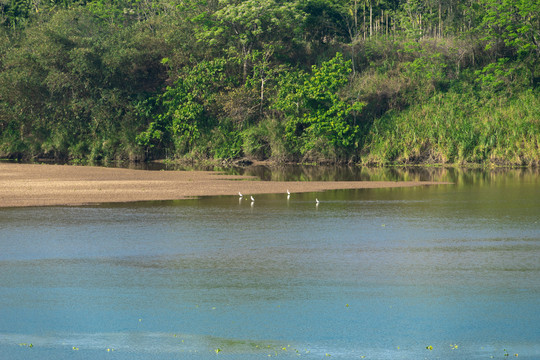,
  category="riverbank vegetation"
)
[0,0,538,166]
